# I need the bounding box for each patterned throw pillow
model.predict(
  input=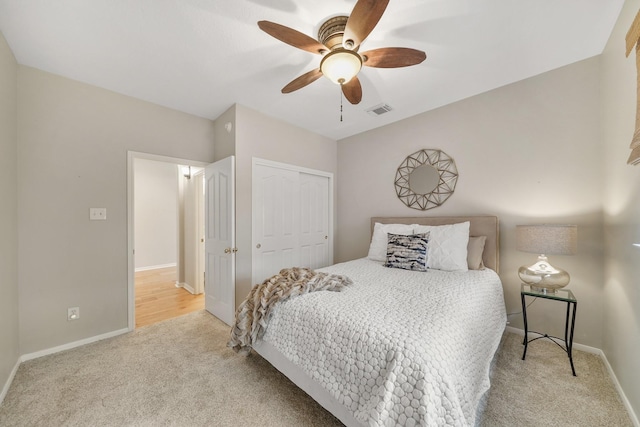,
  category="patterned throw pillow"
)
[367,222,416,261]
[384,232,430,271]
